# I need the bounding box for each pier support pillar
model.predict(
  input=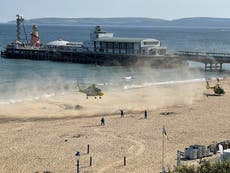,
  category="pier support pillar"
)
[220,63,223,72]
[215,63,218,70]
[210,63,213,71]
